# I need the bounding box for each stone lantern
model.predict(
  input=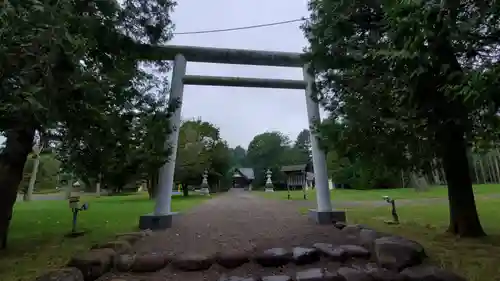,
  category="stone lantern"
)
[200,169,210,196]
[264,169,274,192]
